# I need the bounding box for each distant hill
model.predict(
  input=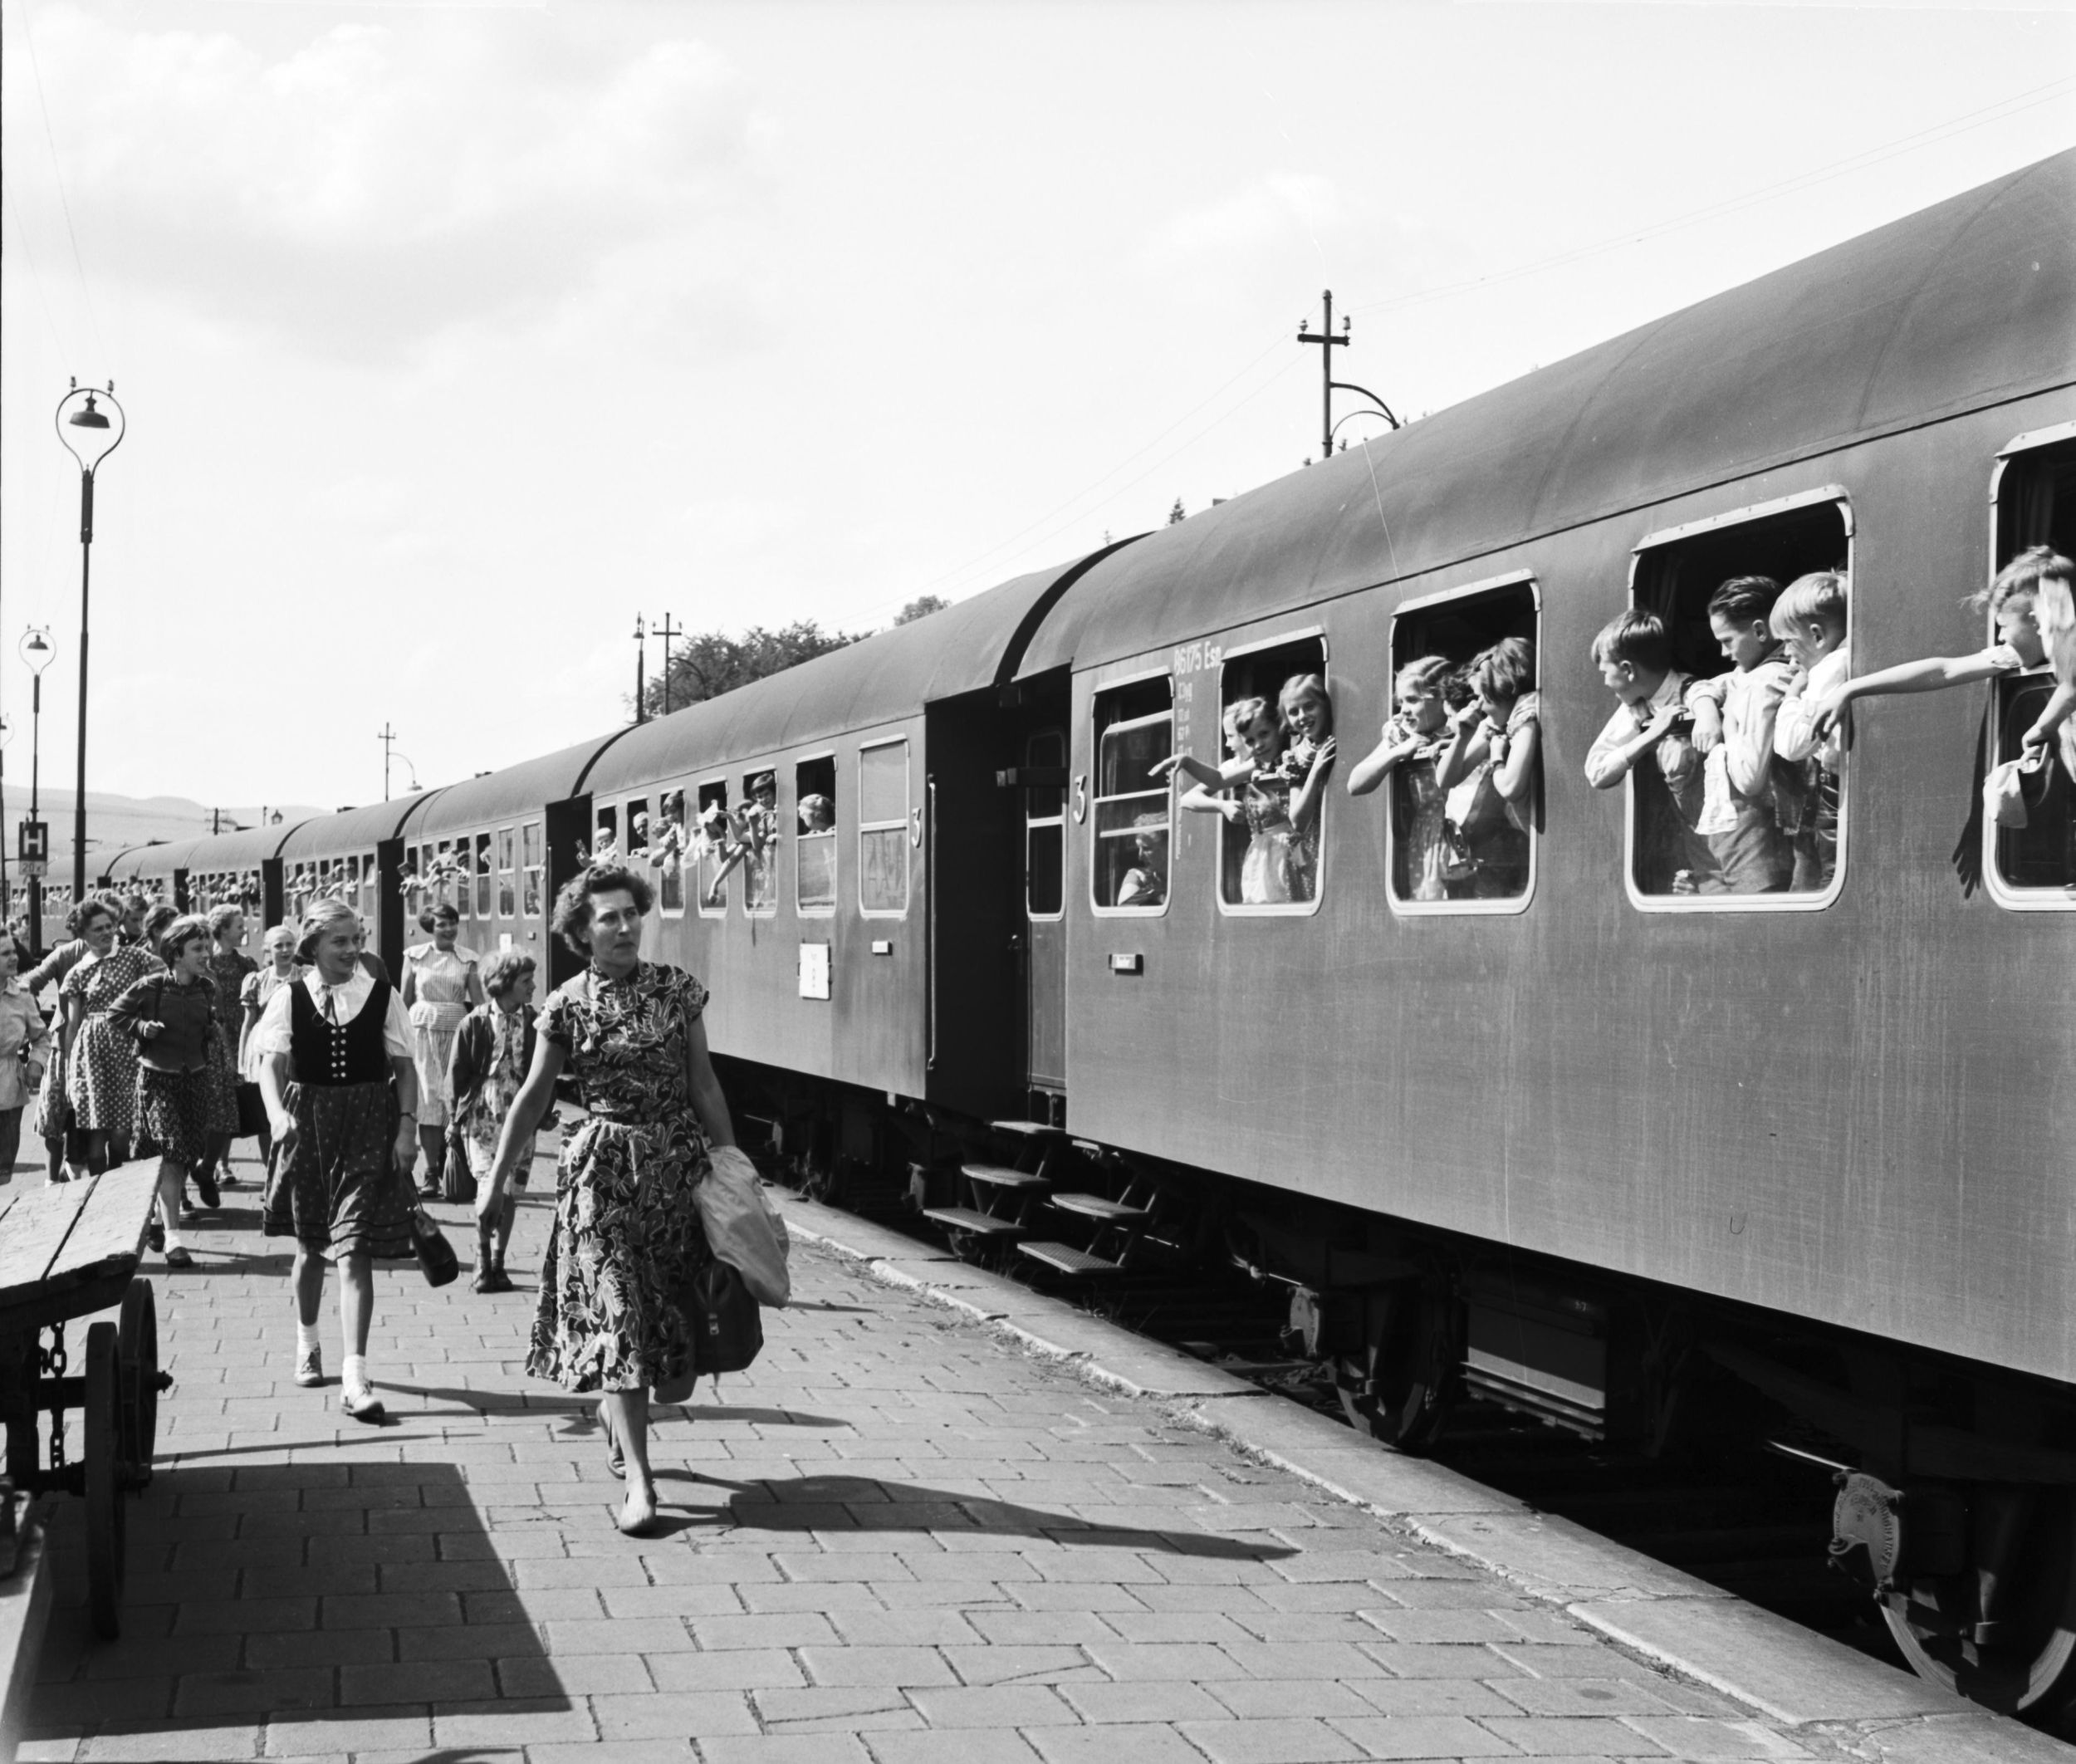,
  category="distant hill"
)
[0,786,330,870]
